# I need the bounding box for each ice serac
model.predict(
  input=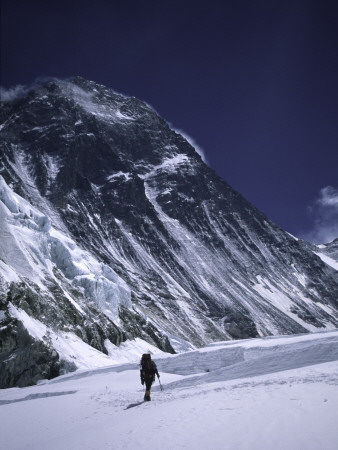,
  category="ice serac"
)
[1,77,338,387]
